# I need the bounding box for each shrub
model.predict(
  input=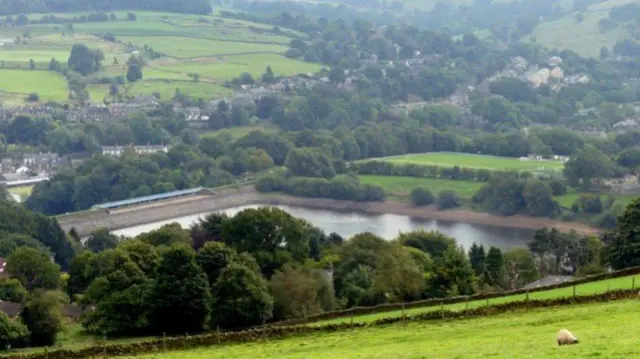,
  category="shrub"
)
[436,190,460,210]
[410,187,435,206]
[285,48,303,59]
[548,180,566,195]
[0,312,29,349]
